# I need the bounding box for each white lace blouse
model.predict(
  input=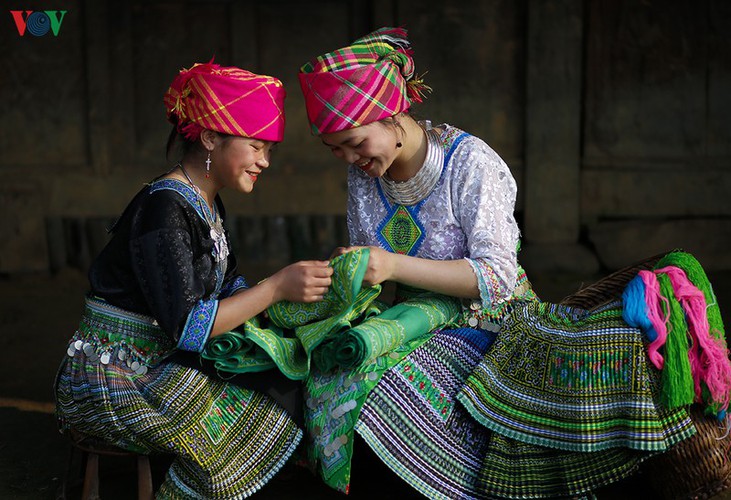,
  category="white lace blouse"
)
[346,123,521,309]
